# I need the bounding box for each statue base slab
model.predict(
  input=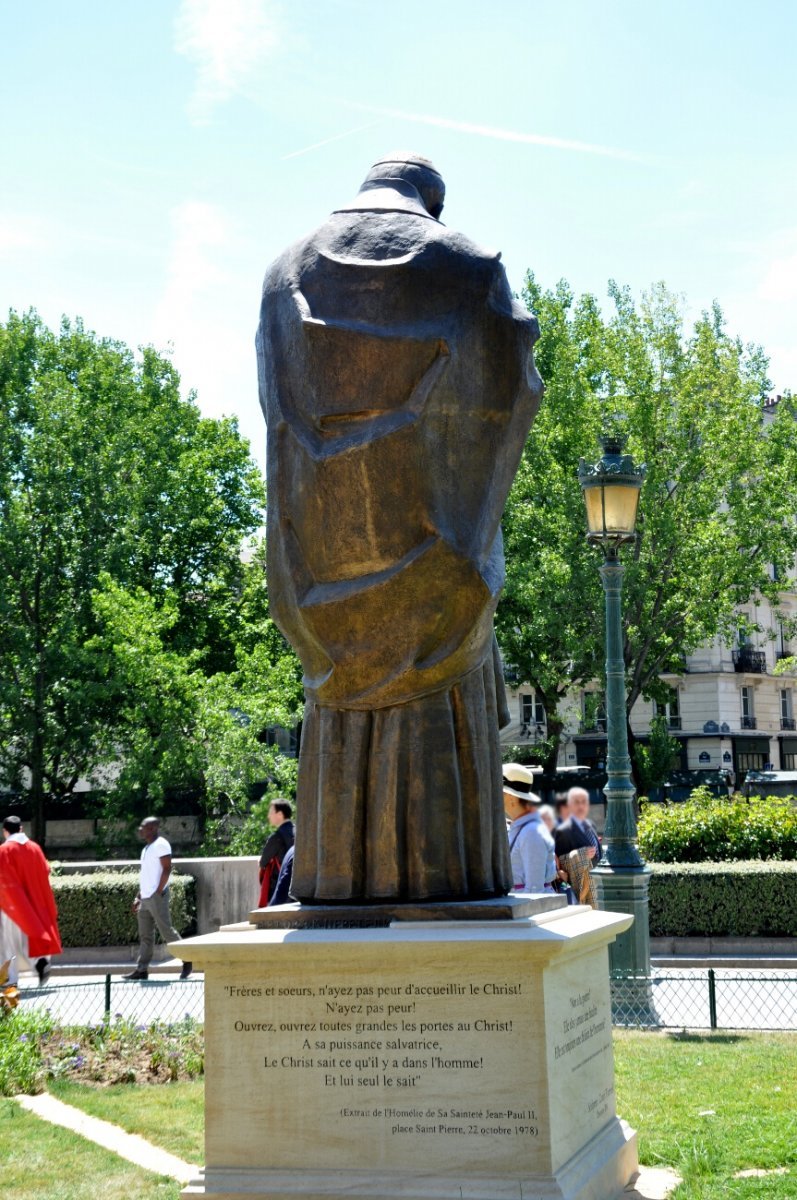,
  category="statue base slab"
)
[249,893,566,928]
[172,903,637,1200]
